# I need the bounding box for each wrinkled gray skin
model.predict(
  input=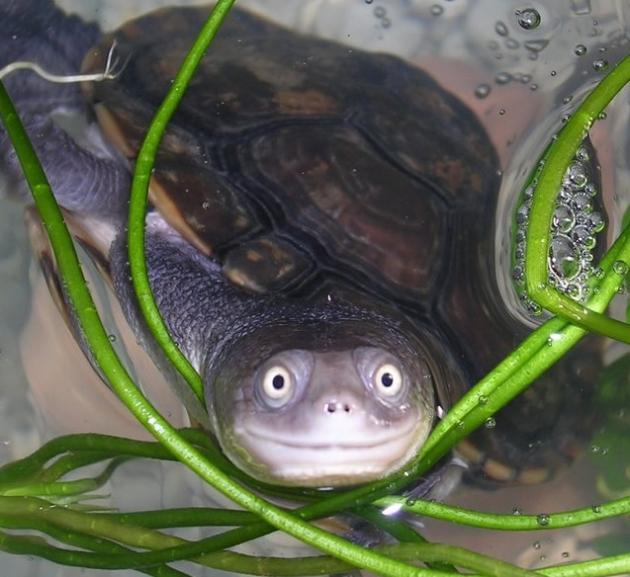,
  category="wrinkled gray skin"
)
[0,0,445,487]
